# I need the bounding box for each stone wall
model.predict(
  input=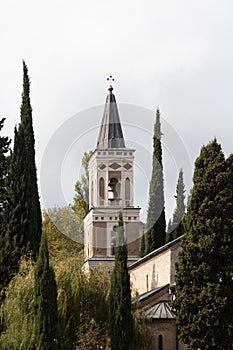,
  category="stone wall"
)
[129,239,181,296]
